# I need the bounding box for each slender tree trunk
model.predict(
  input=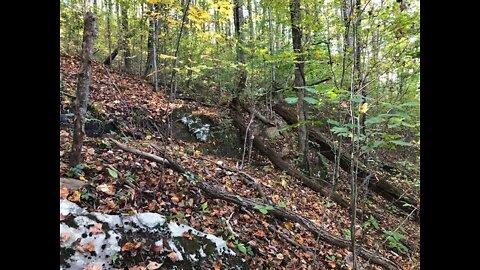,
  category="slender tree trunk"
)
[289,0,308,169]
[340,0,353,89]
[120,0,132,72]
[169,0,191,97]
[70,12,97,167]
[267,5,276,117]
[247,0,255,42]
[144,5,159,79]
[106,0,113,67]
[233,0,247,102]
[139,3,145,76]
[354,0,366,136]
[152,16,158,91]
